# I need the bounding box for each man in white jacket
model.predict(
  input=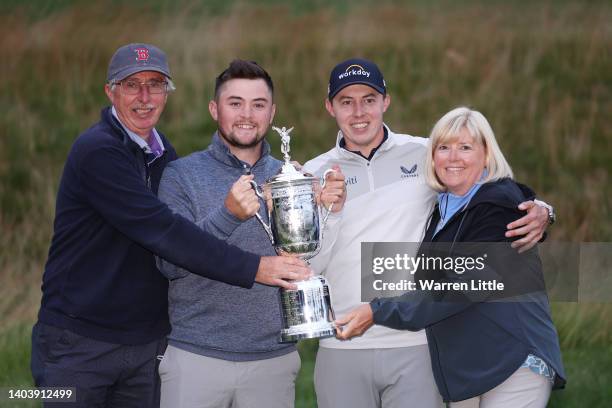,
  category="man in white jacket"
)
[303,58,552,408]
